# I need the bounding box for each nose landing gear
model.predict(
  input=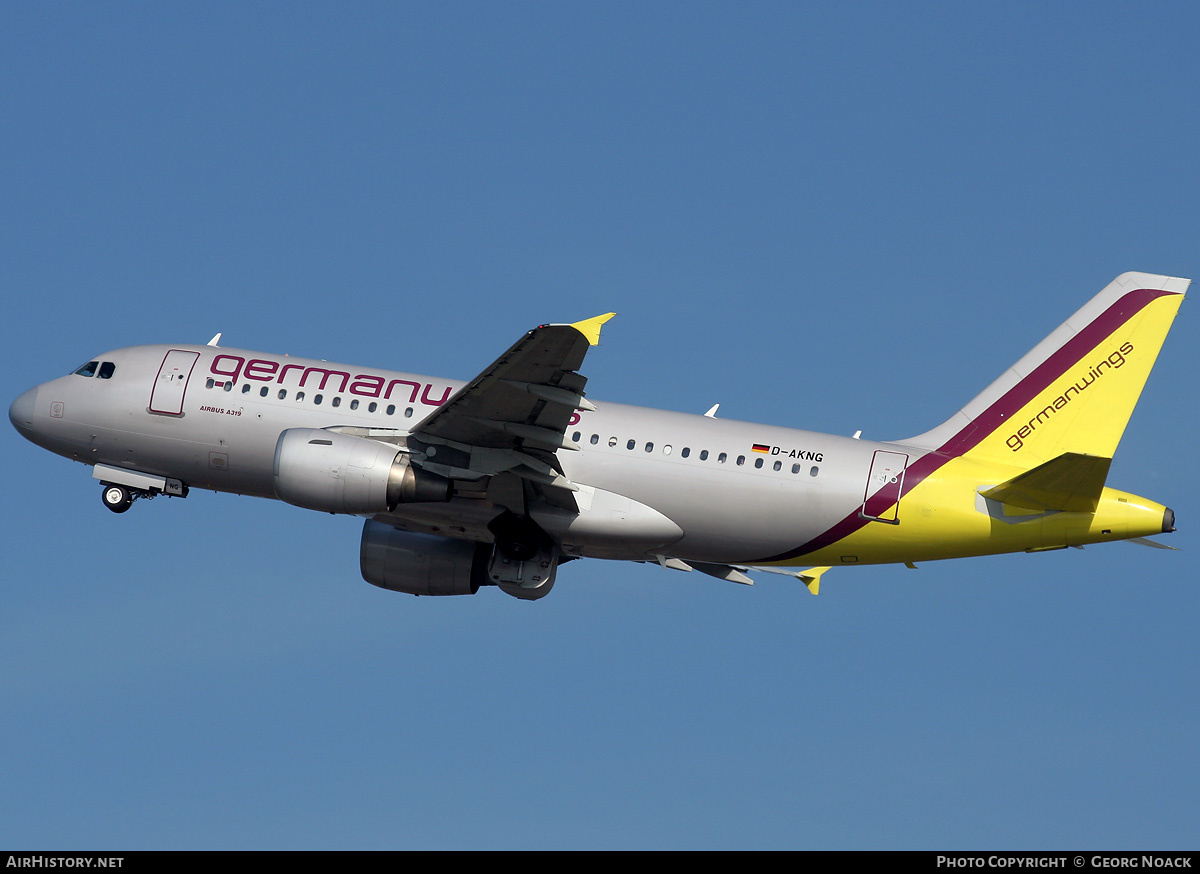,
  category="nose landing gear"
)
[94,467,188,514]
